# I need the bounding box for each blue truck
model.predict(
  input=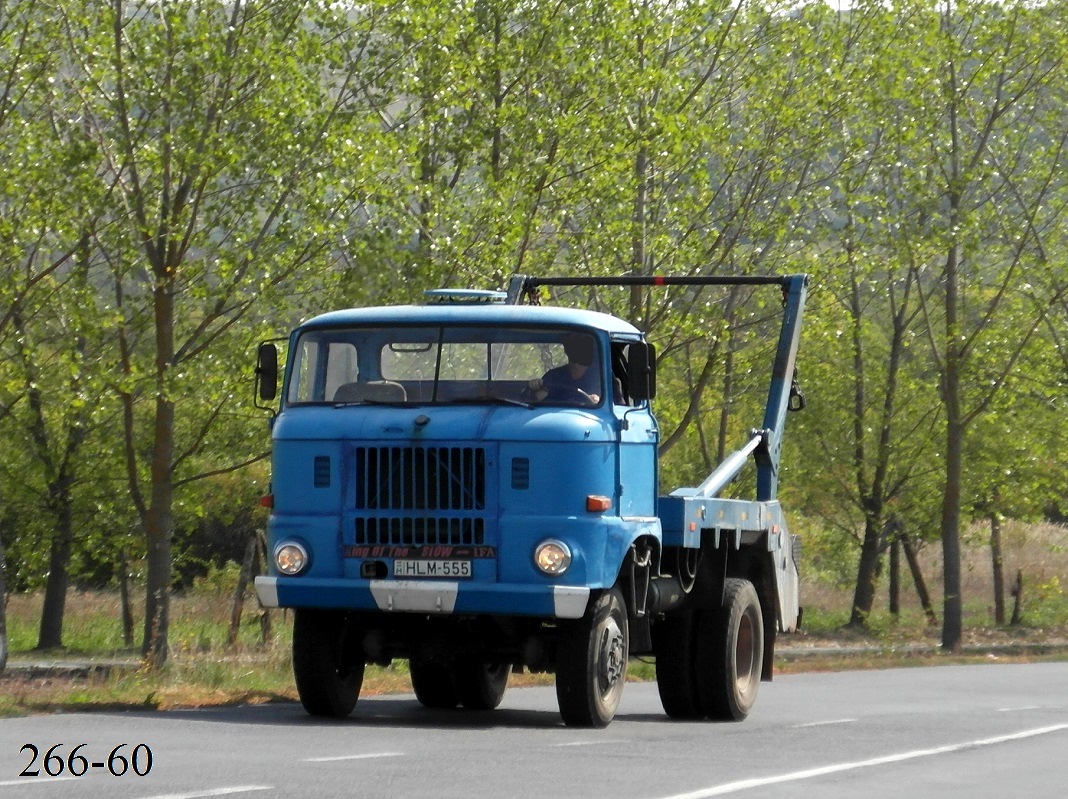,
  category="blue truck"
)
[253,273,807,727]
